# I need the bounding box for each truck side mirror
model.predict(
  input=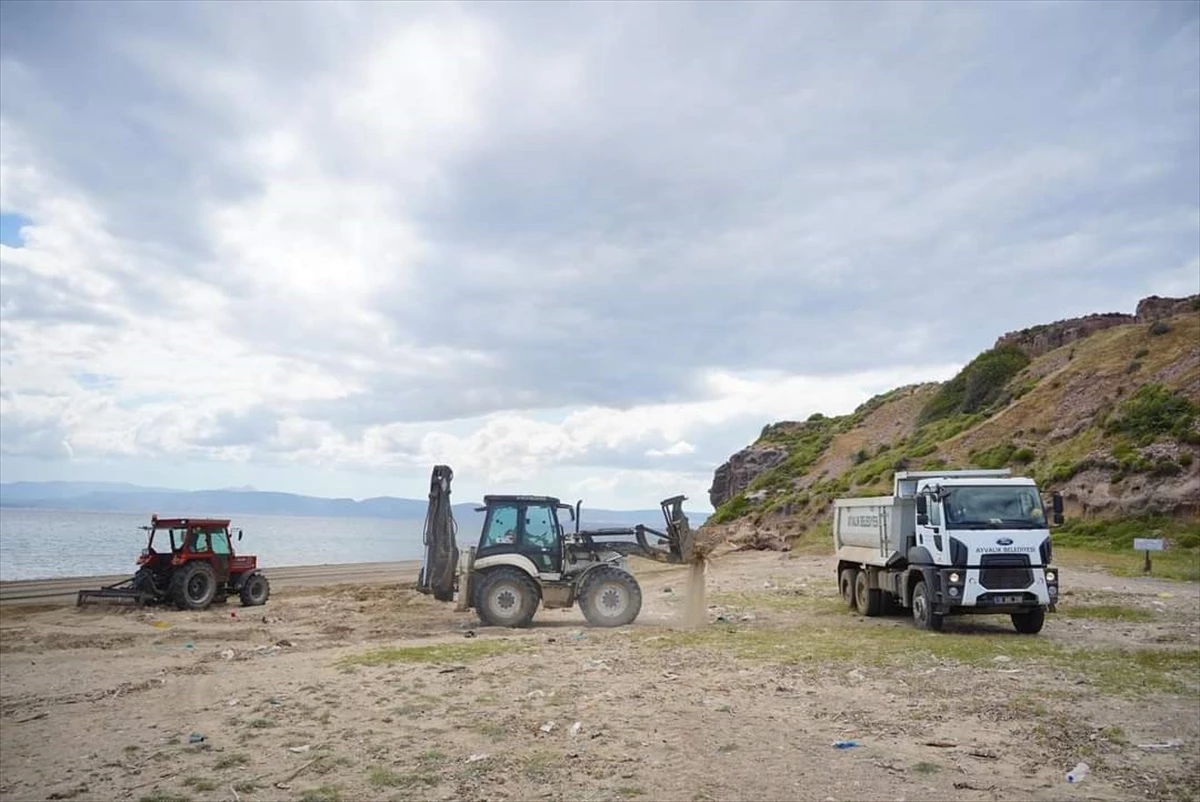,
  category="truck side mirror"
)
[916,495,928,526]
[1051,492,1064,526]
[238,529,243,541]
